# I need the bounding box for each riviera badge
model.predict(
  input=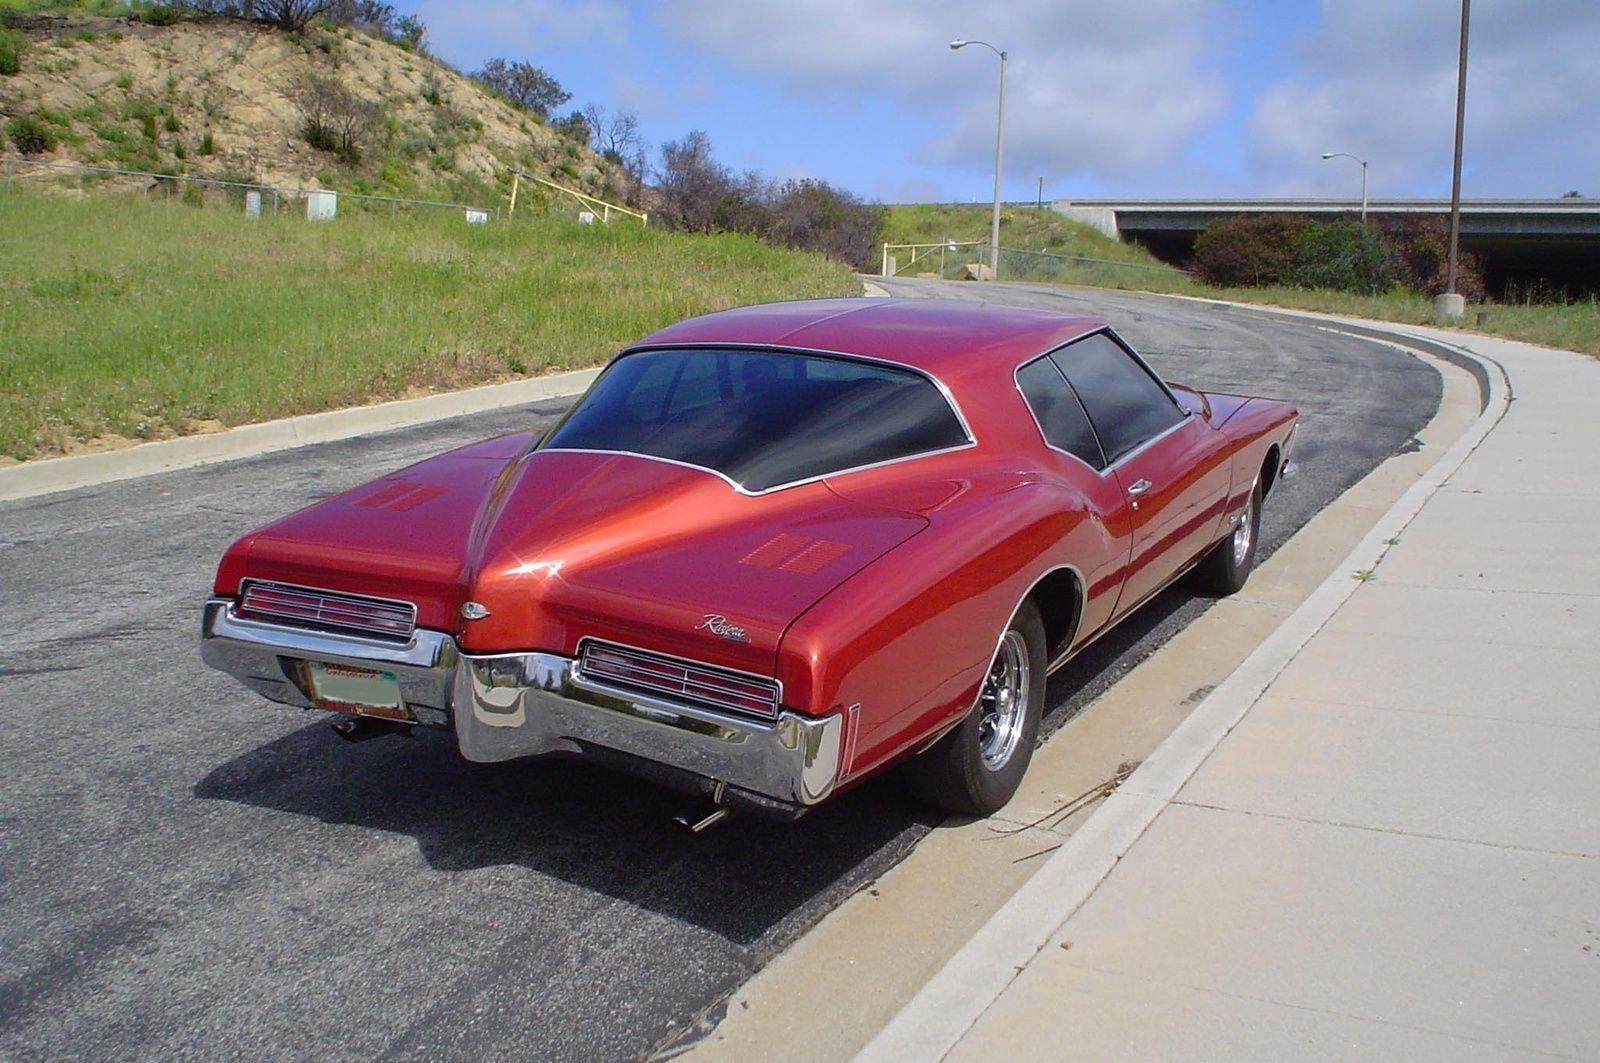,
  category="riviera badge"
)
[695,614,750,643]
